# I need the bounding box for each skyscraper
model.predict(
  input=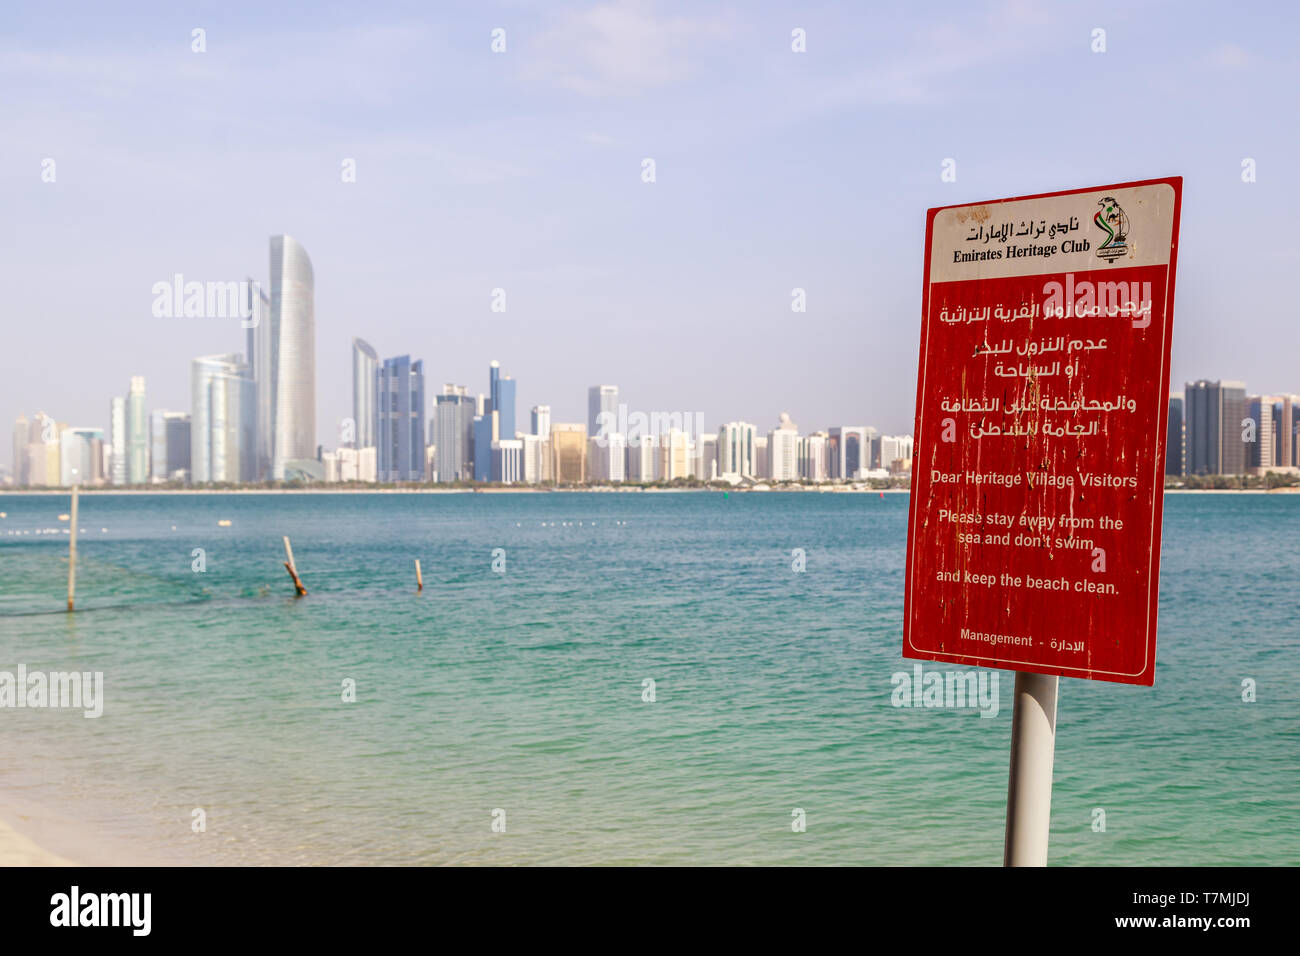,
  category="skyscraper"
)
[245,278,272,480]
[520,433,544,484]
[531,405,551,439]
[1221,383,1248,476]
[352,338,379,451]
[269,235,316,479]
[474,412,497,481]
[551,424,587,483]
[799,432,827,481]
[659,428,691,480]
[1166,395,1184,476]
[164,412,192,481]
[151,411,192,482]
[109,397,127,485]
[828,425,874,479]
[1185,380,1248,476]
[628,433,656,482]
[11,415,28,486]
[1279,396,1296,469]
[879,435,914,472]
[434,384,475,483]
[492,439,523,483]
[717,422,756,479]
[127,375,148,483]
[752,436,769,479]
[588,385,619,441]
[191,354,256,483]
[1247,396,1276,473]
[150,409,167,482]
[694,433,717,481]
[1184,381,1219,475]
[489,361,516,442]
[768,414,800,481]
[377,355,424,482]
